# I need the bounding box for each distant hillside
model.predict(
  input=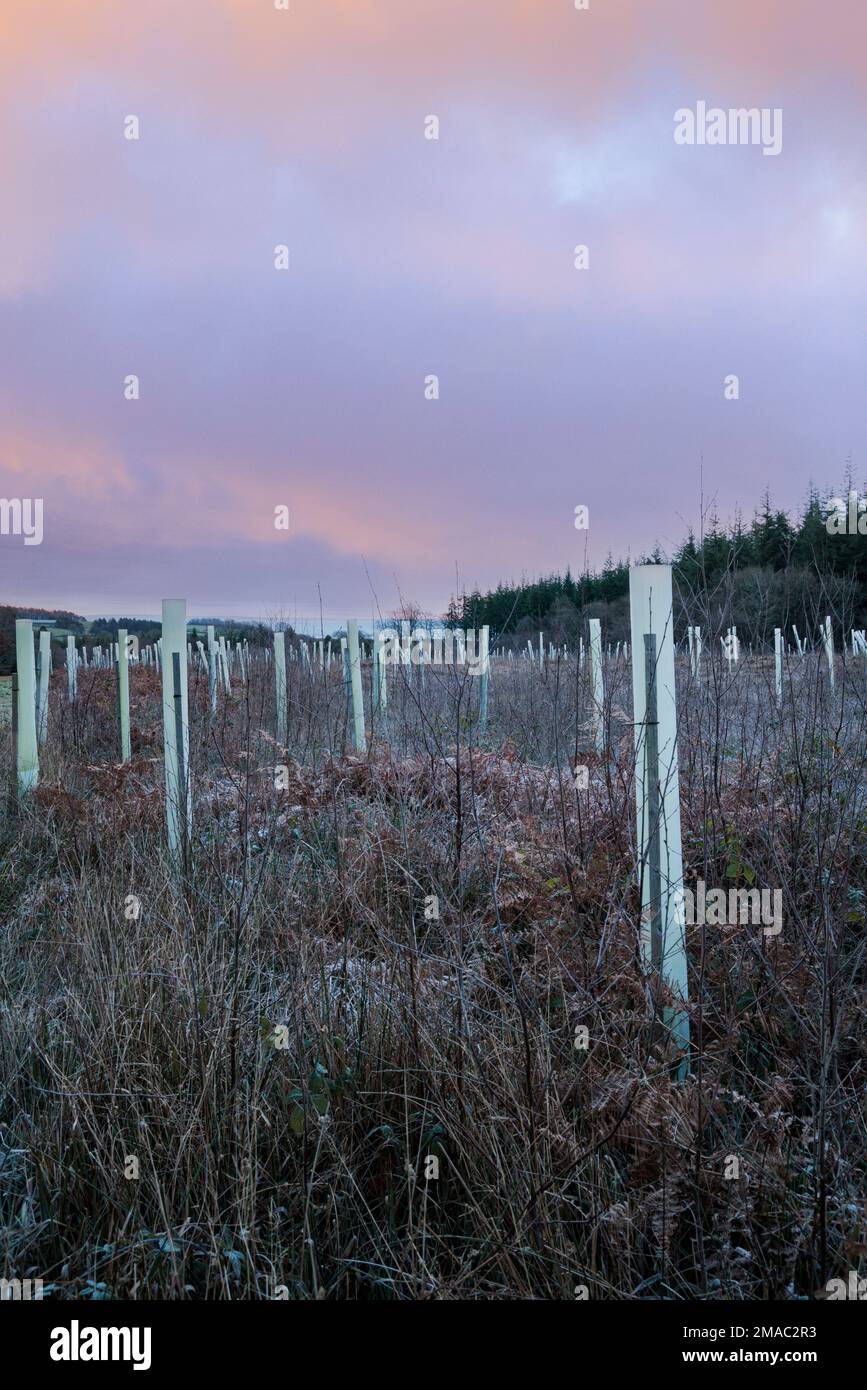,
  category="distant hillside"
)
[0,607,275,675]
[0,606,86,676]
